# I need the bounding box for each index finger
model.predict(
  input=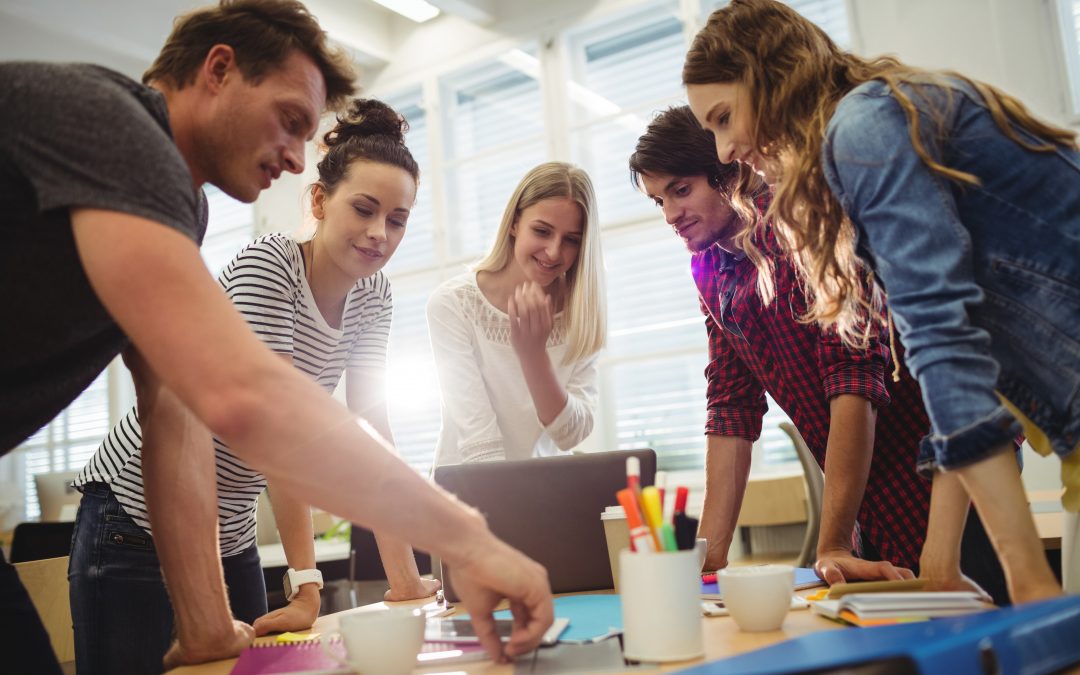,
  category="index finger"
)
[467,611,508,662]
[504,591,554,658]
